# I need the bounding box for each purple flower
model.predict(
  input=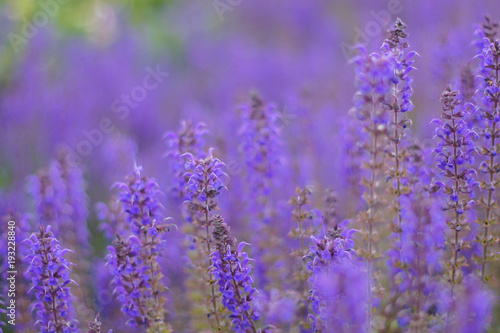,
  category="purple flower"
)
[350,44,397,328]
[56,148,91,256]
[24,225,78,333]
[307,220,357,331]
[113,164,164,236]
[238,93,282,216]
[441,276,494,332]
[470,16,500,282]
[107,234,150,328]
[382,18,416,113]
[393,192,447,329]
[350,45,395,258]
[27,160,66,235]
[27,149,91,254]
[108,165,172,331]
[311,260,368,332]
[237,93,285,289]
[183,148,227,226]
[379,23,417,319]
[163,120,208,203]
[180,148,231,330]
[432,85,477,294]
[211,215,260,332]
